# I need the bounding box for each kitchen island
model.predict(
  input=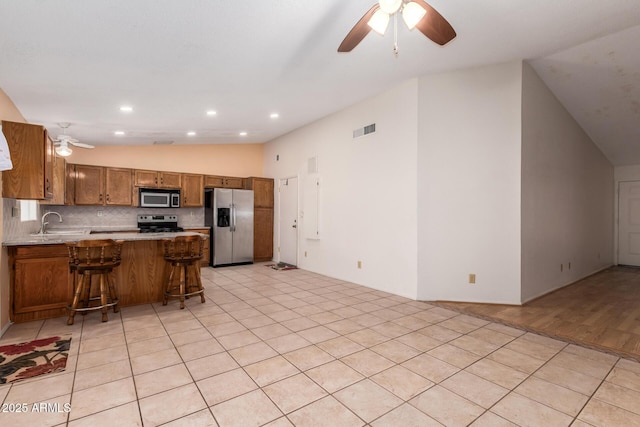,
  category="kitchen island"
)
[4,231,208,323]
